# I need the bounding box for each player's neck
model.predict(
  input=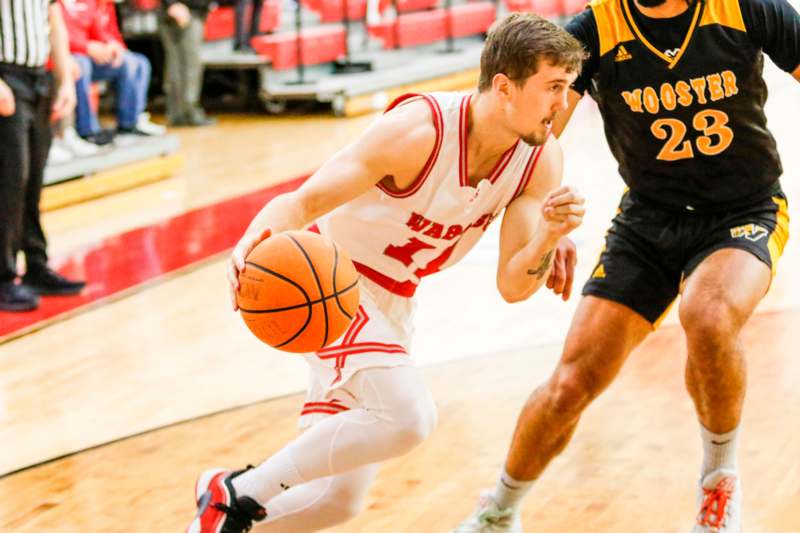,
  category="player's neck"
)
[633,0,691,18]
[468,92,519,160]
